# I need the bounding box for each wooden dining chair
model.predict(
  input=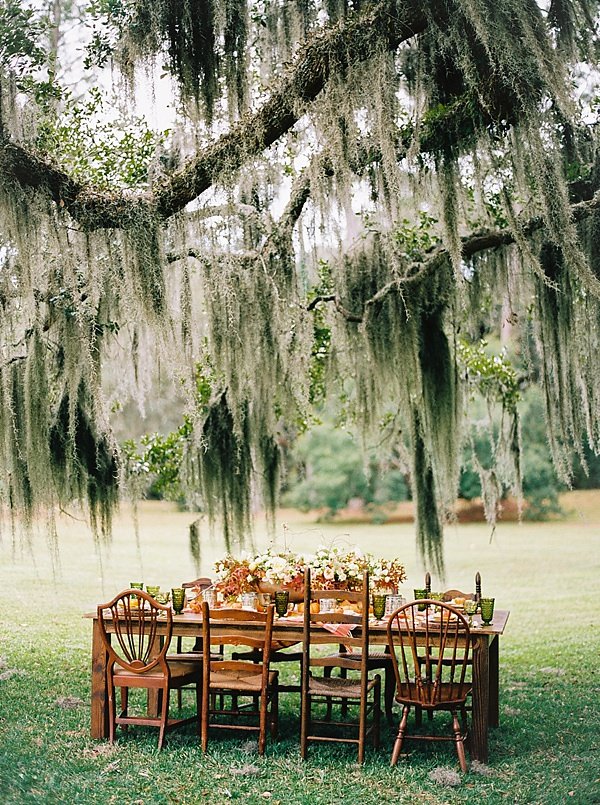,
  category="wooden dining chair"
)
[168,577,219,709]
[386,600,473,771]
[300,569,381,763]
[200,601,279,755]
[97,589,201,750]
